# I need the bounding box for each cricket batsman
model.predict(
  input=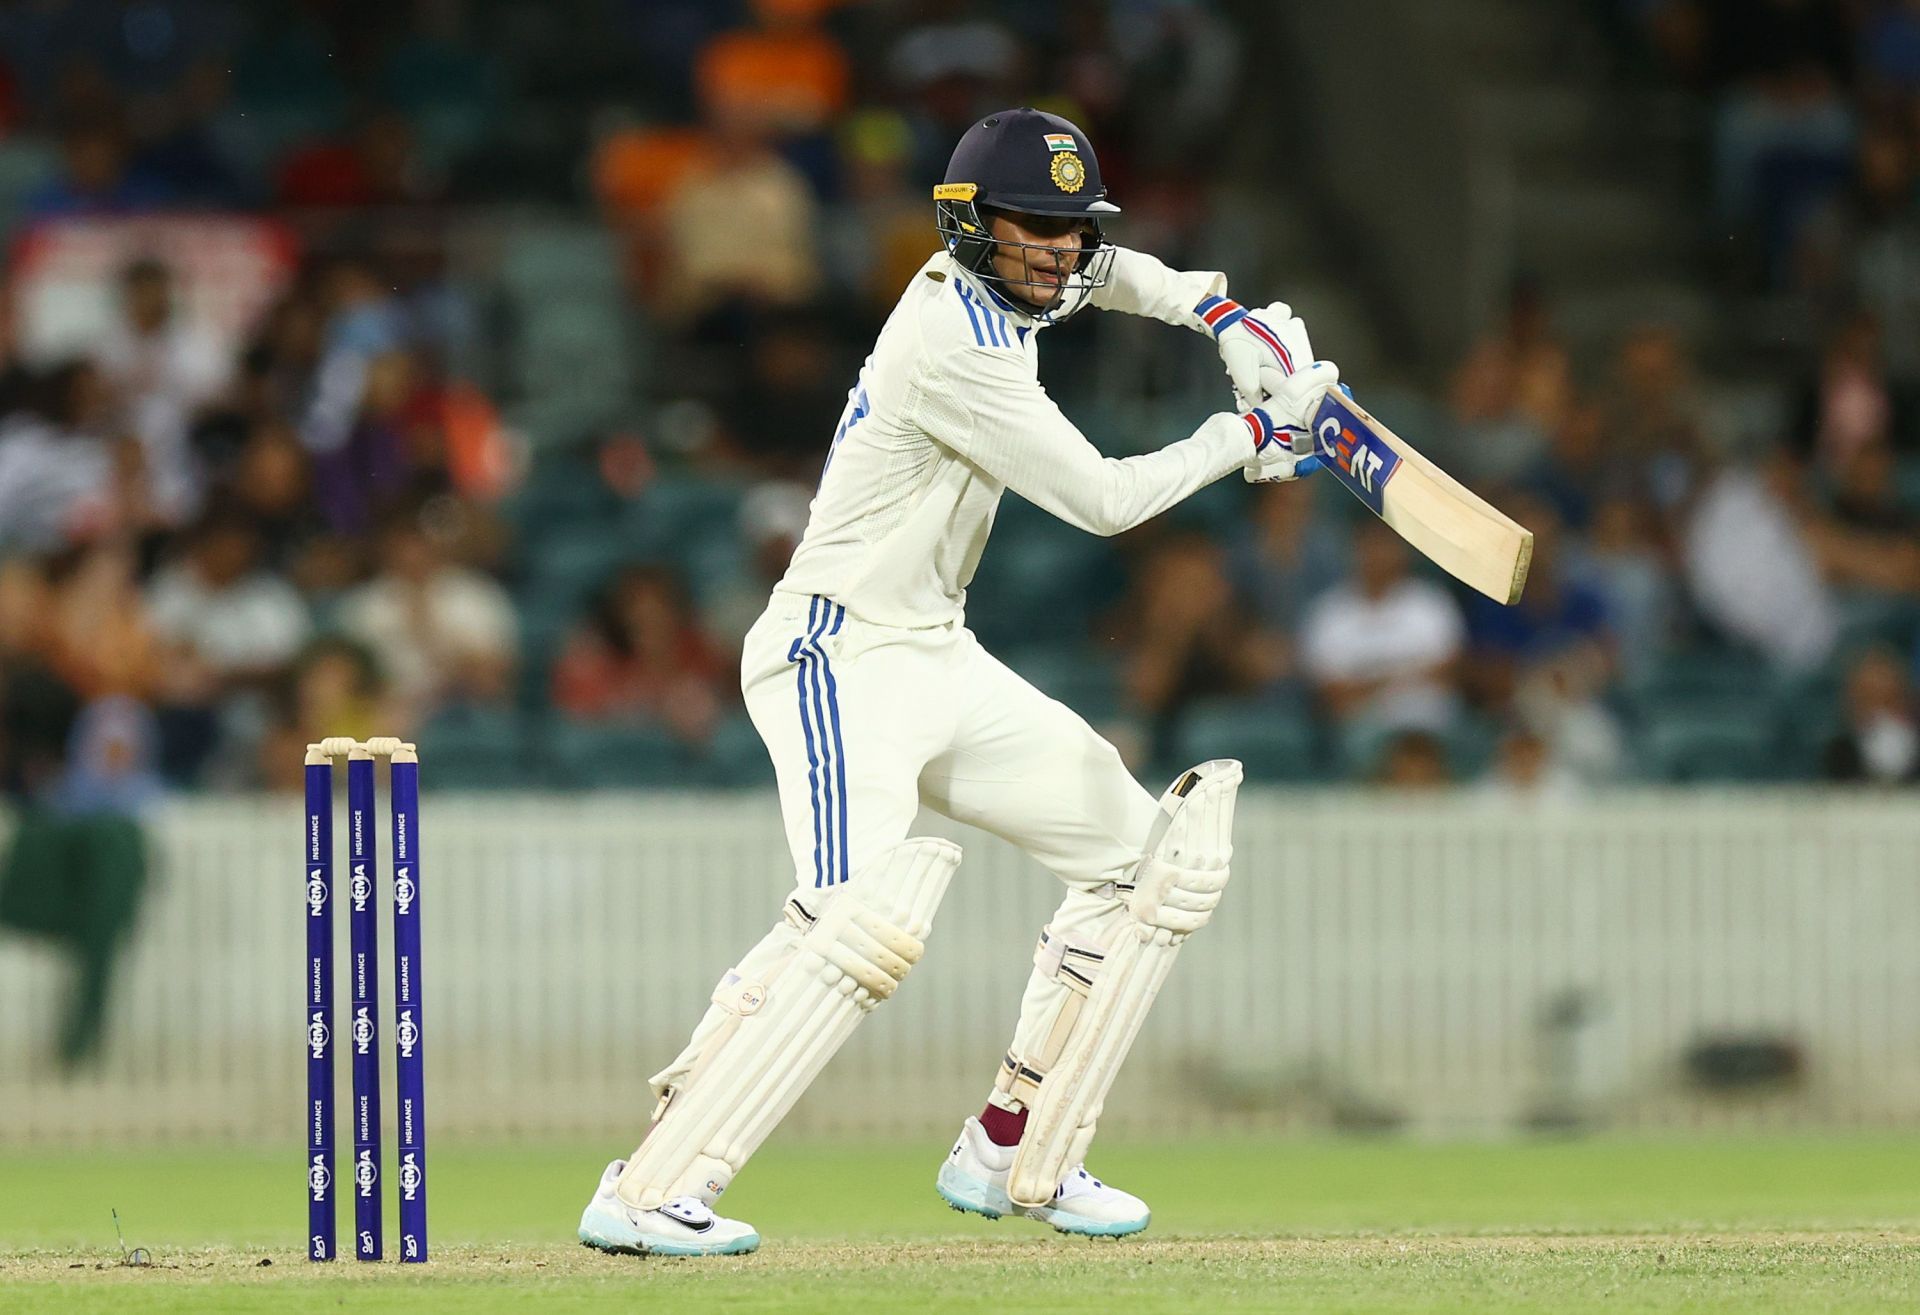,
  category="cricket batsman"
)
[579,108,1339,1256]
